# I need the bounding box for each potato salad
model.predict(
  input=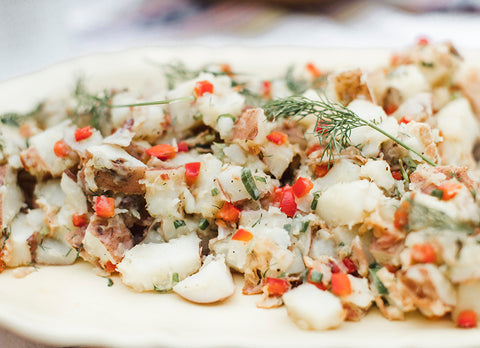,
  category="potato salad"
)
[2,40,480,330]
